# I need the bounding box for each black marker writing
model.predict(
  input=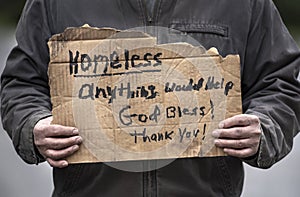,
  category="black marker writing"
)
[130,128,174,143]
[69,50,162,76]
